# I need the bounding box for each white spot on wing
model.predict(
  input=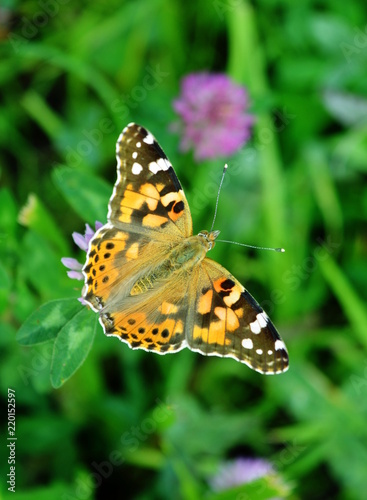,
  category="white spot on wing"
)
[132,151,138,159]
[267,349,273,355]
[132,162,143,175]
[161,192,178,206]
[256,348,263,355]
[143,133,154,144]
[242,338,253,349]
[149,158,171,174]
[257,312,268,328]
[136,141,141,148]
[250,320,261,334]
[275,340,286,351]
